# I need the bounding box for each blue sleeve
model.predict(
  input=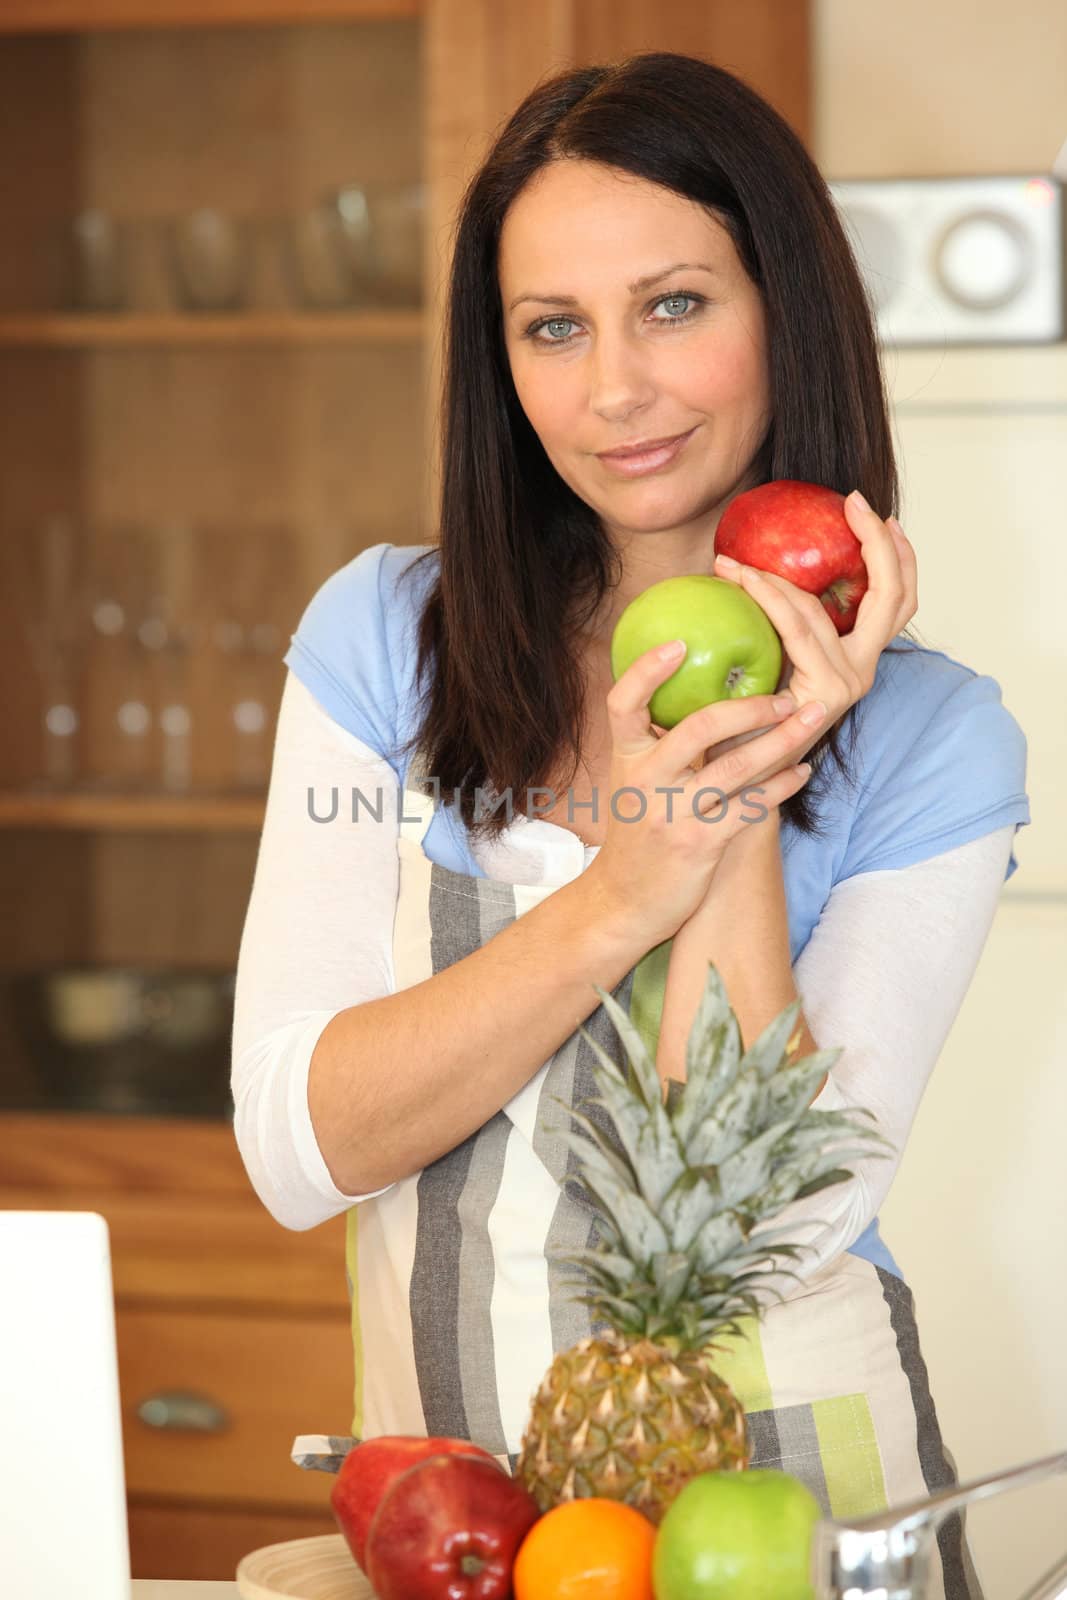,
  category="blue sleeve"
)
[283,542,401,771]
[840,655,1031,882]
